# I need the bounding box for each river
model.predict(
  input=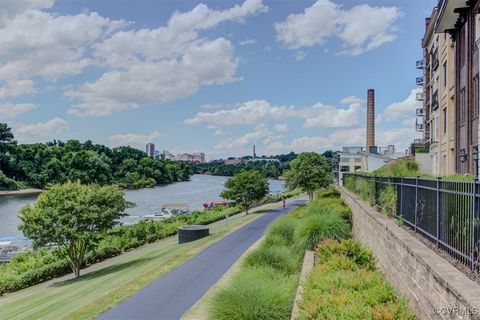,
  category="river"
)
[0,175,285,238]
